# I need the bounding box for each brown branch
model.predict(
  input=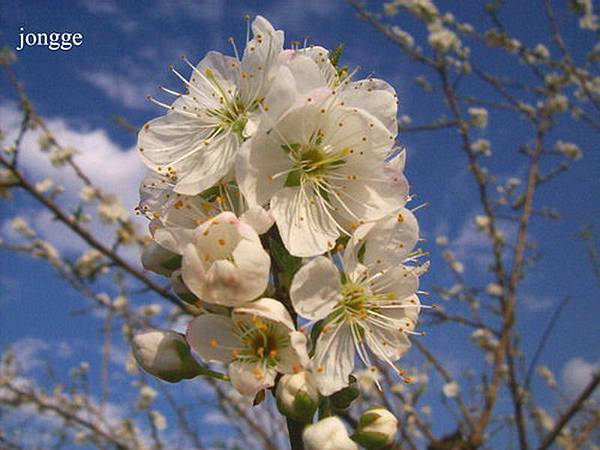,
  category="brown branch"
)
[0,153,193,314]
[536,372,600,450]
